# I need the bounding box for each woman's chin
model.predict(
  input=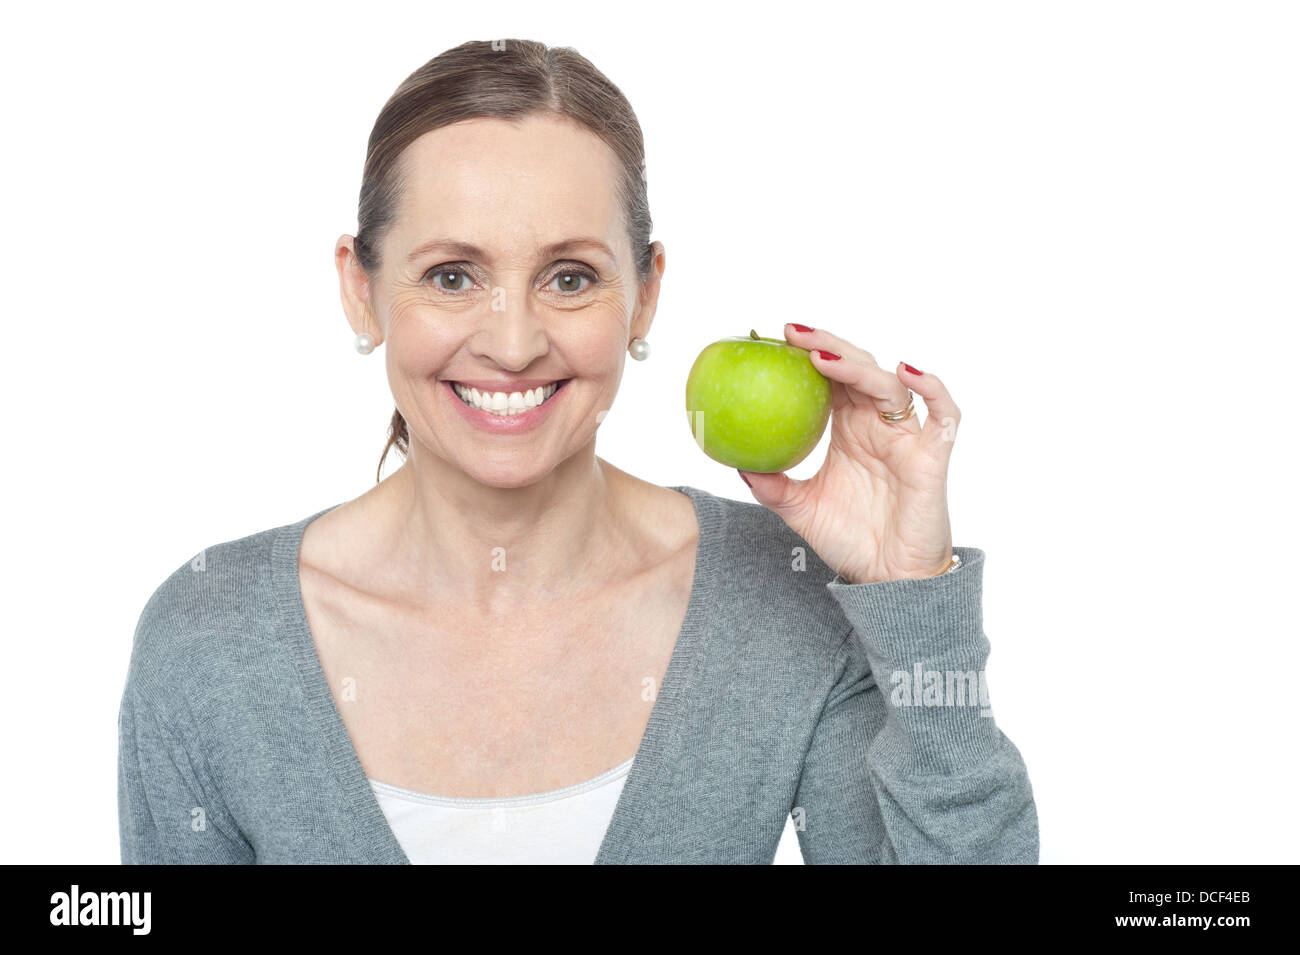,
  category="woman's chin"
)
[456,454,554,490]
